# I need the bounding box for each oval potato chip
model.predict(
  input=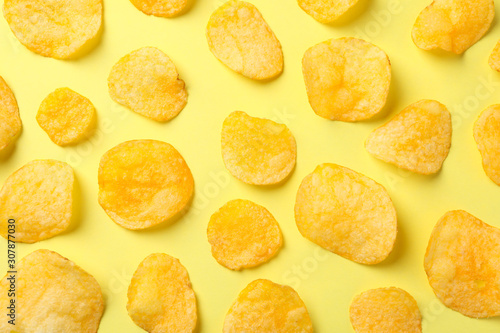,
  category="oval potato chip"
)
[130,0,188,17]
[489,40,500,72]
[0,76,21,152]
[298,0,359,23]
[474,105,500,186]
